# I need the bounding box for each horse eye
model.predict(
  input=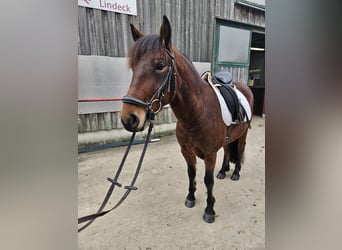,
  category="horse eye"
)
[155,62,166,71]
